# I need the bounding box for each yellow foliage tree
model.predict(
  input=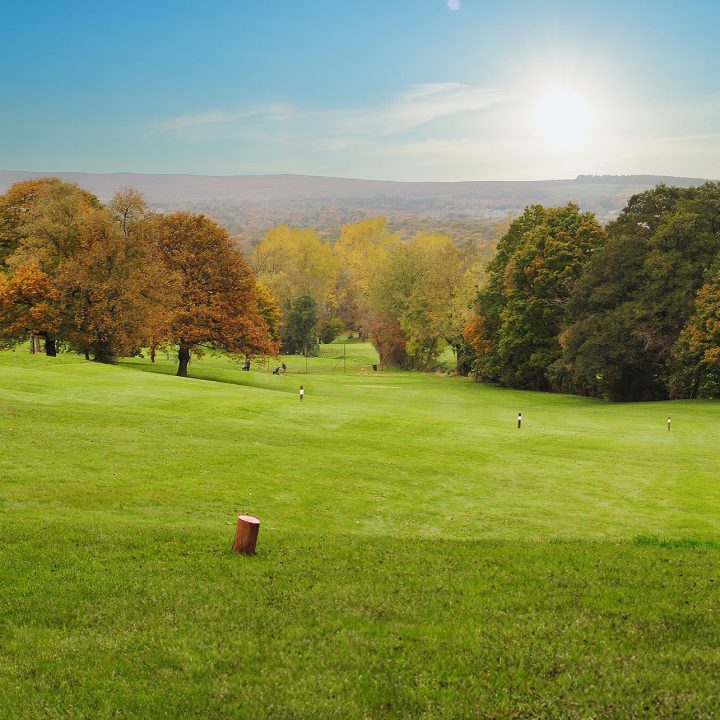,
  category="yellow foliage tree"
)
[334,218,398,338]
[252,225,336,305]
[371,232,464,369]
